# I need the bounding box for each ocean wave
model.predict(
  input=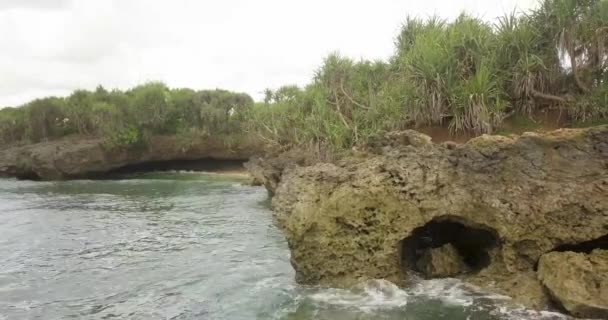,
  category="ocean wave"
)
[297,278,568,319]
[307,279,409,312]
